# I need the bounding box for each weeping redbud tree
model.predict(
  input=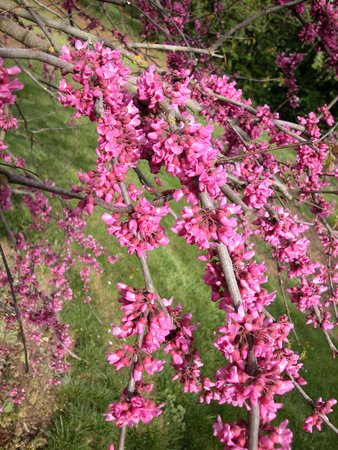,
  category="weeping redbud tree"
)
[0,0,337,449]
